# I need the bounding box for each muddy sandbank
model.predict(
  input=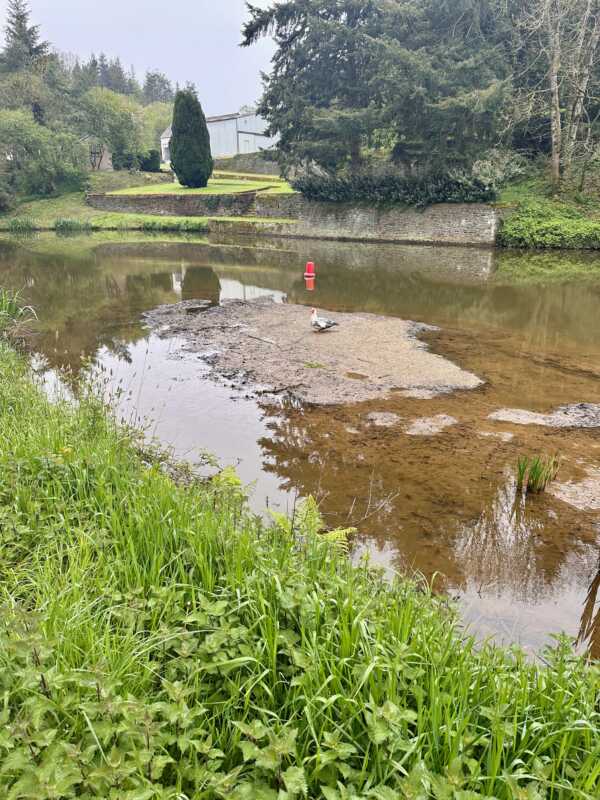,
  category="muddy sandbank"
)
[144,298,483,405]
